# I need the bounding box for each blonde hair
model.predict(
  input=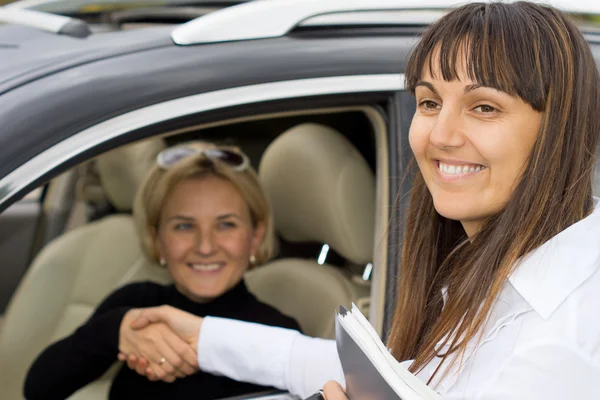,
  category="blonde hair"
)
[133,141,275,266]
